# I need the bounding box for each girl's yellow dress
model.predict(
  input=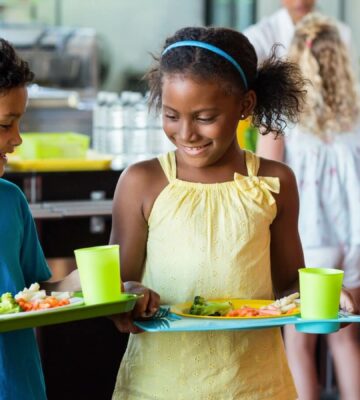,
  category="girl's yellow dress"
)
[113,151,297,400]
